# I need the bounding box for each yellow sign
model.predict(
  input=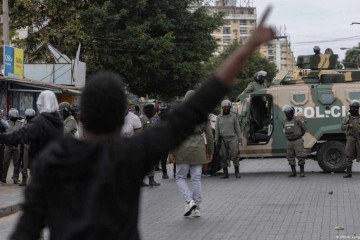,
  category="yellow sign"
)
[14,47,24,79]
